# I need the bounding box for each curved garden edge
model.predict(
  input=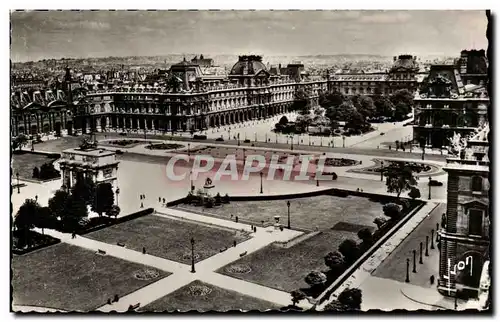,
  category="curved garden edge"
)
[399,289,448,310]
[311,200,428,309]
